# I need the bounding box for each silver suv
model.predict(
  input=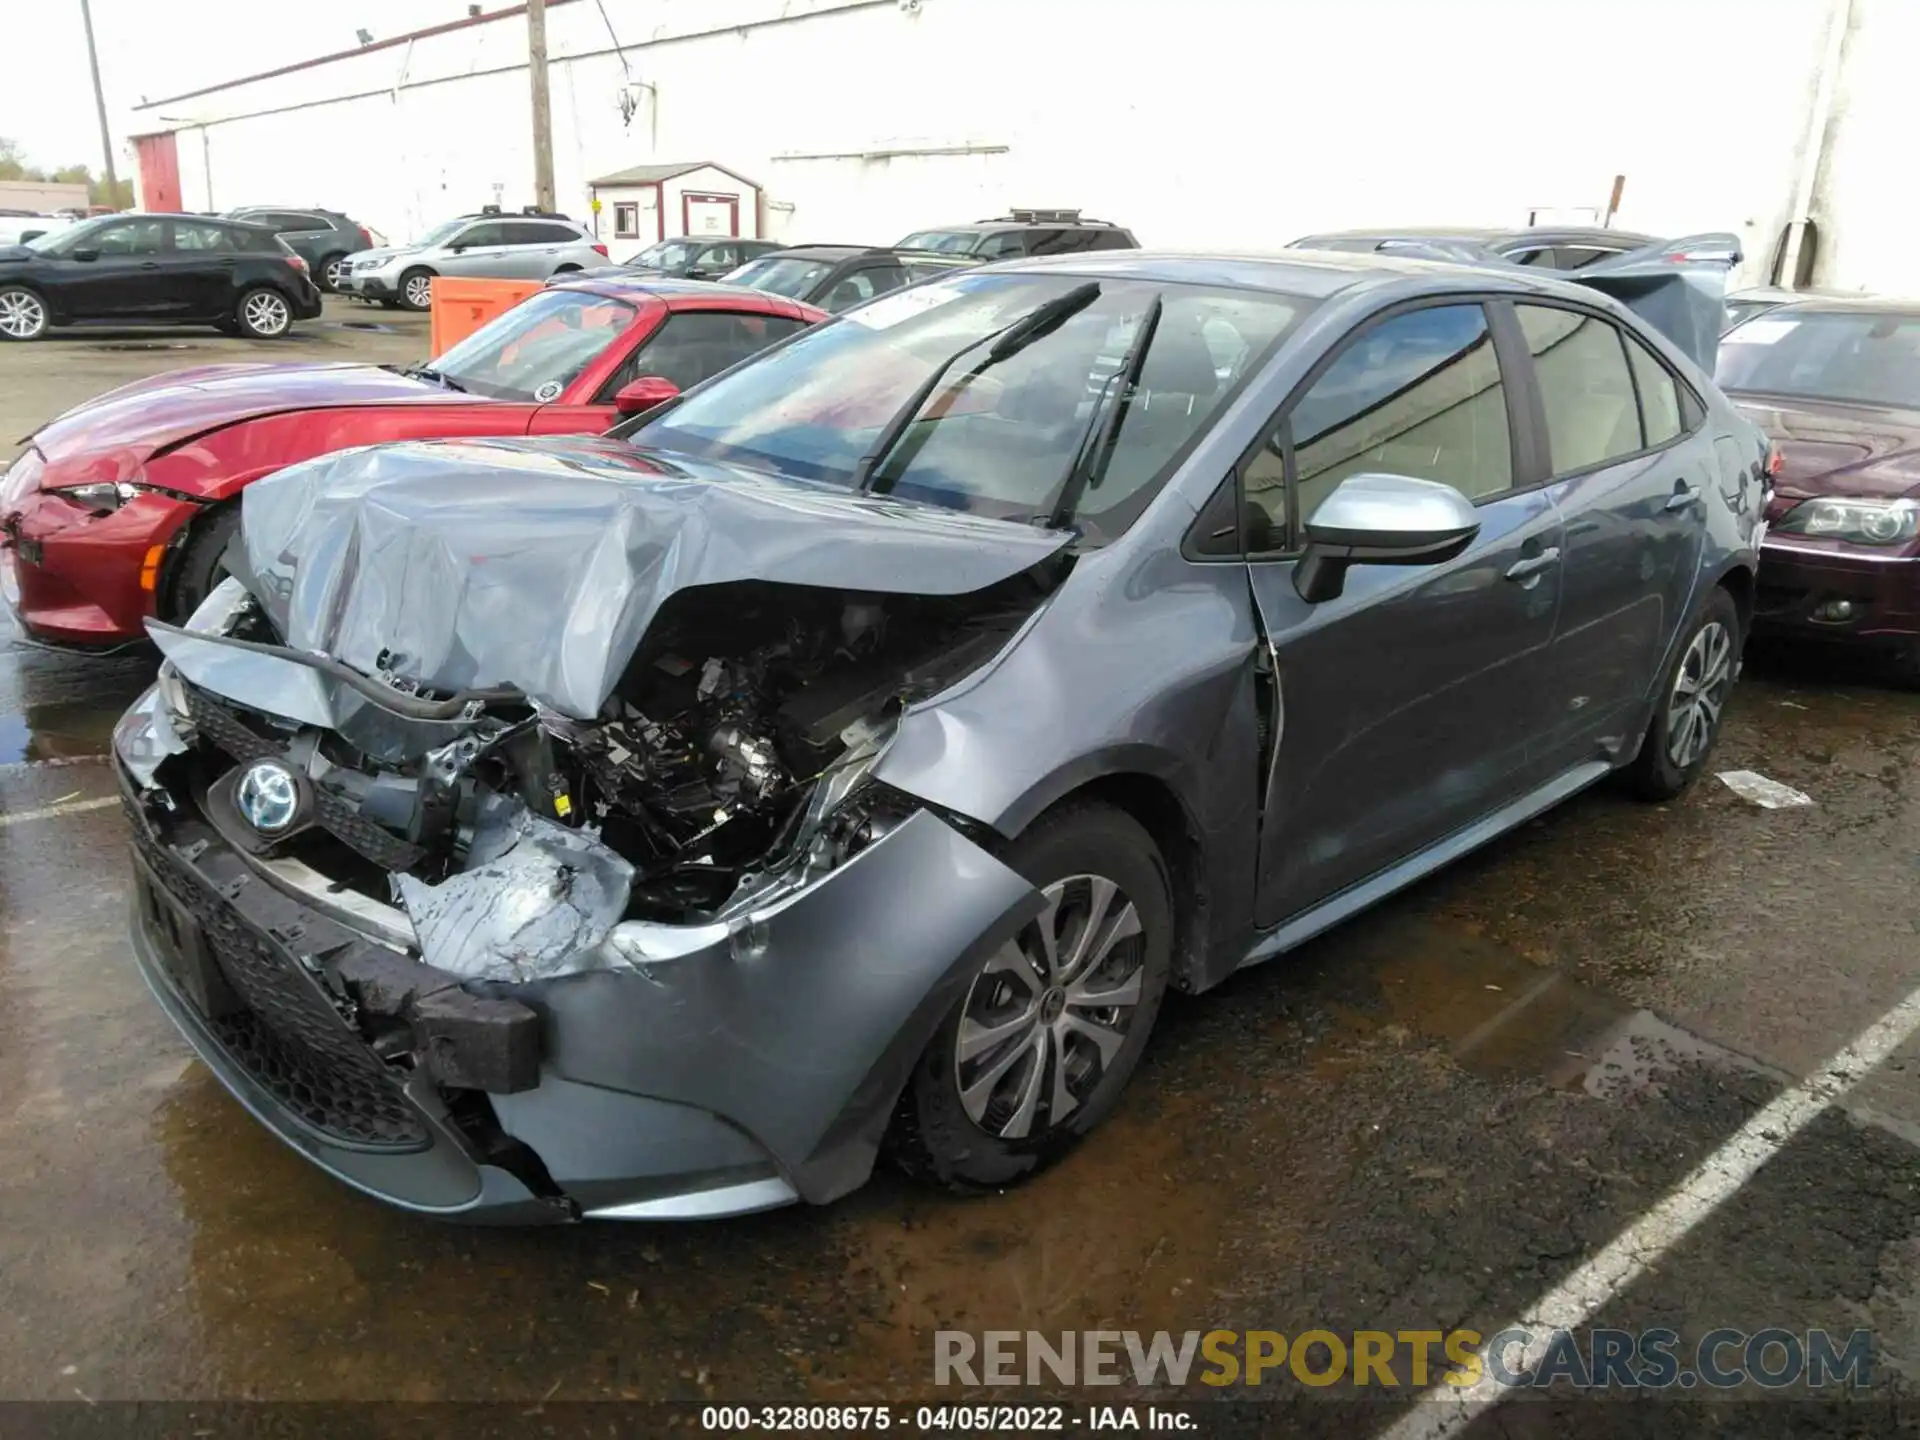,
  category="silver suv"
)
[336,211,607,310]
